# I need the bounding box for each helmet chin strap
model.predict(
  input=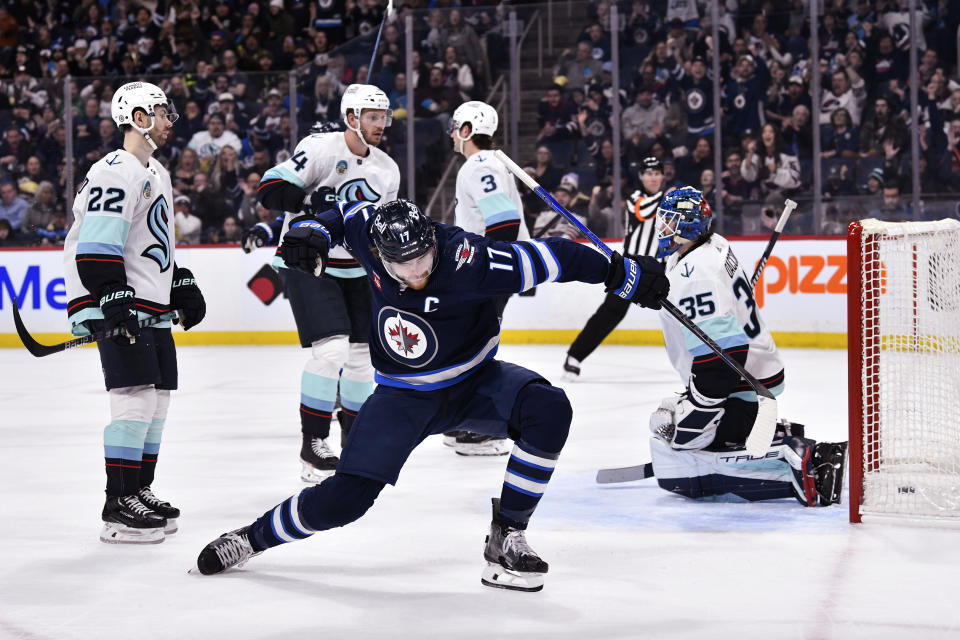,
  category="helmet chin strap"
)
[347,111,371,150]
[454,125,472,155]
[132,114,158,151]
